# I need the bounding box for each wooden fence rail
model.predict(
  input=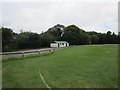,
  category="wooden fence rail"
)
[0,47,63,57]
